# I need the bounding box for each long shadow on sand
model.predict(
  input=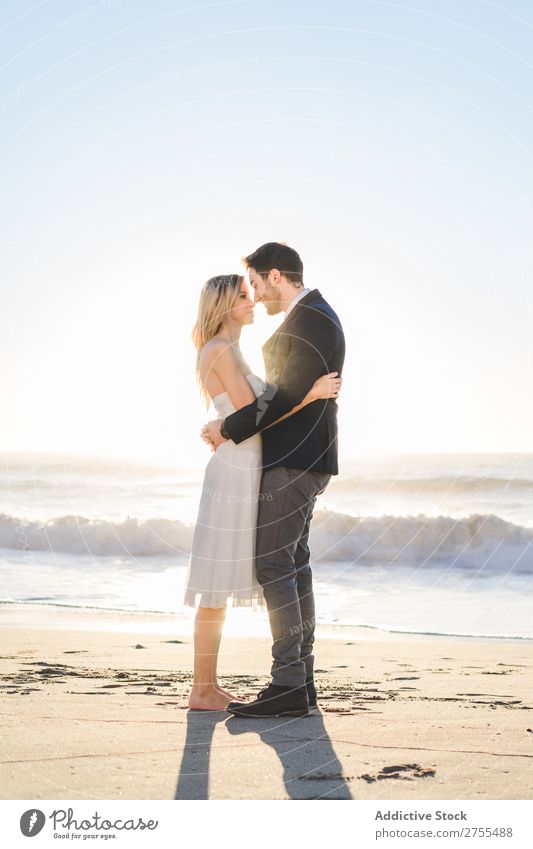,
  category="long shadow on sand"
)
[175,709,352,799]
[174,710,227,799]
[226,711,352,799]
